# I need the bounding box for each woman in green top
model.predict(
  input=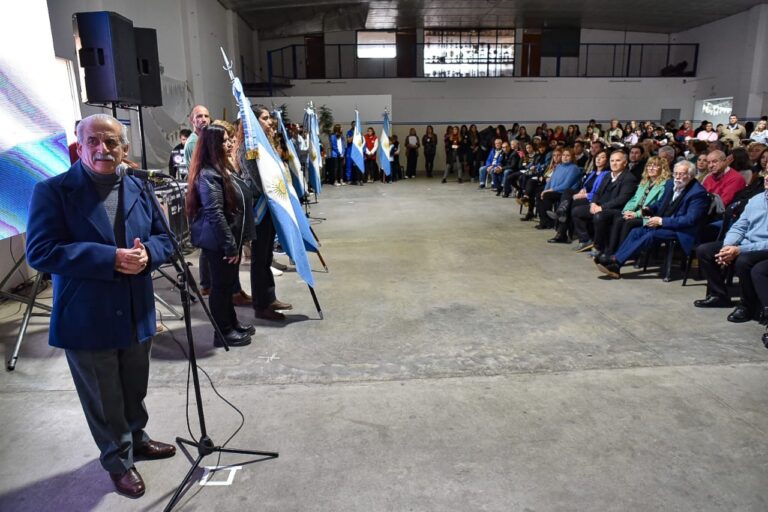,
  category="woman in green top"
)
[605,156,671,255]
